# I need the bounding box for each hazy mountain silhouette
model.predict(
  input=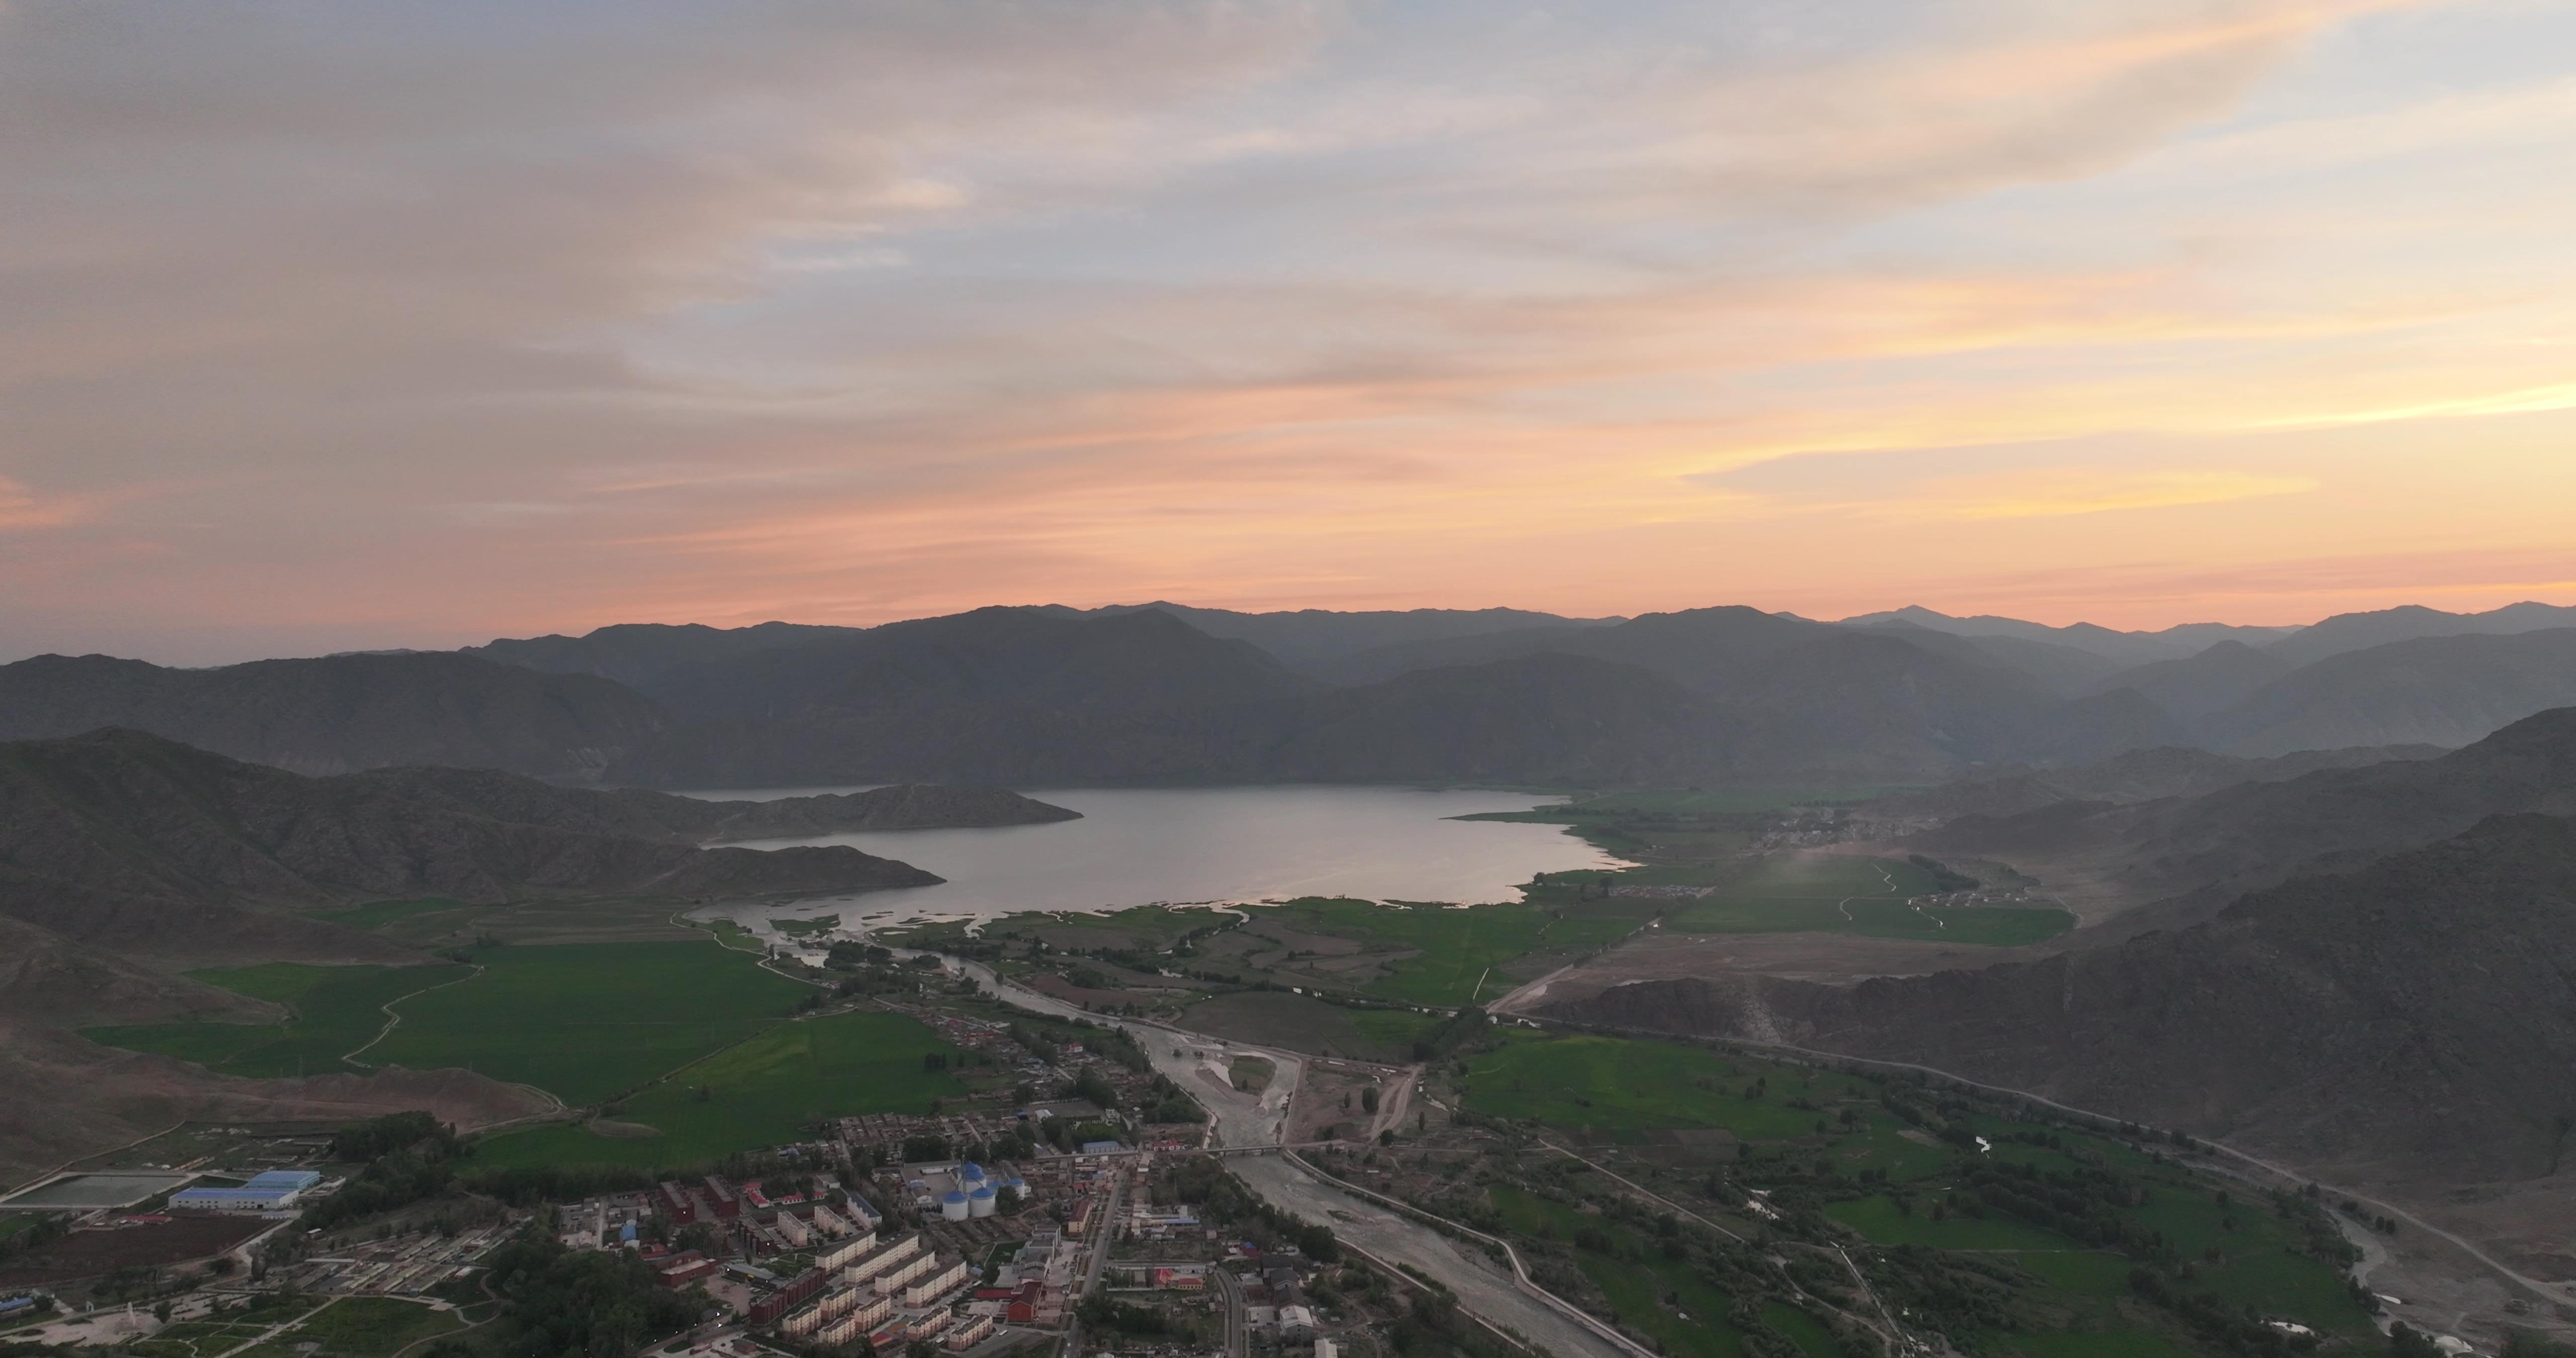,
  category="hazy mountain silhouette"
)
[0,651,670,781]
[2260,600,2576,668]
